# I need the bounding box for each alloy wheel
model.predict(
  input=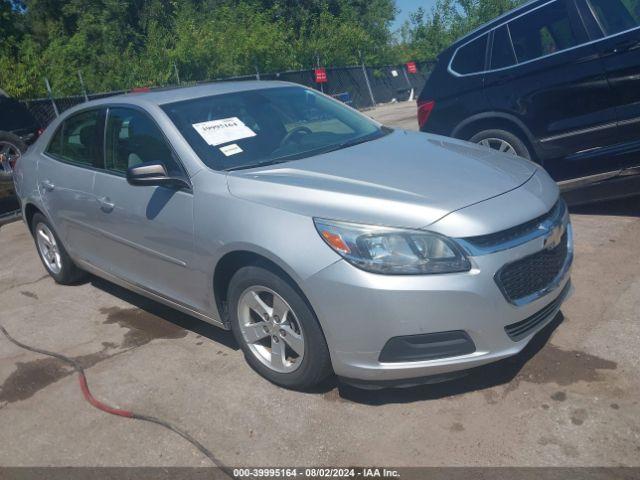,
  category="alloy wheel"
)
[478,137,517,155]
[237,286,305,373]
[35,223,62,274]
[0,140,21,176]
